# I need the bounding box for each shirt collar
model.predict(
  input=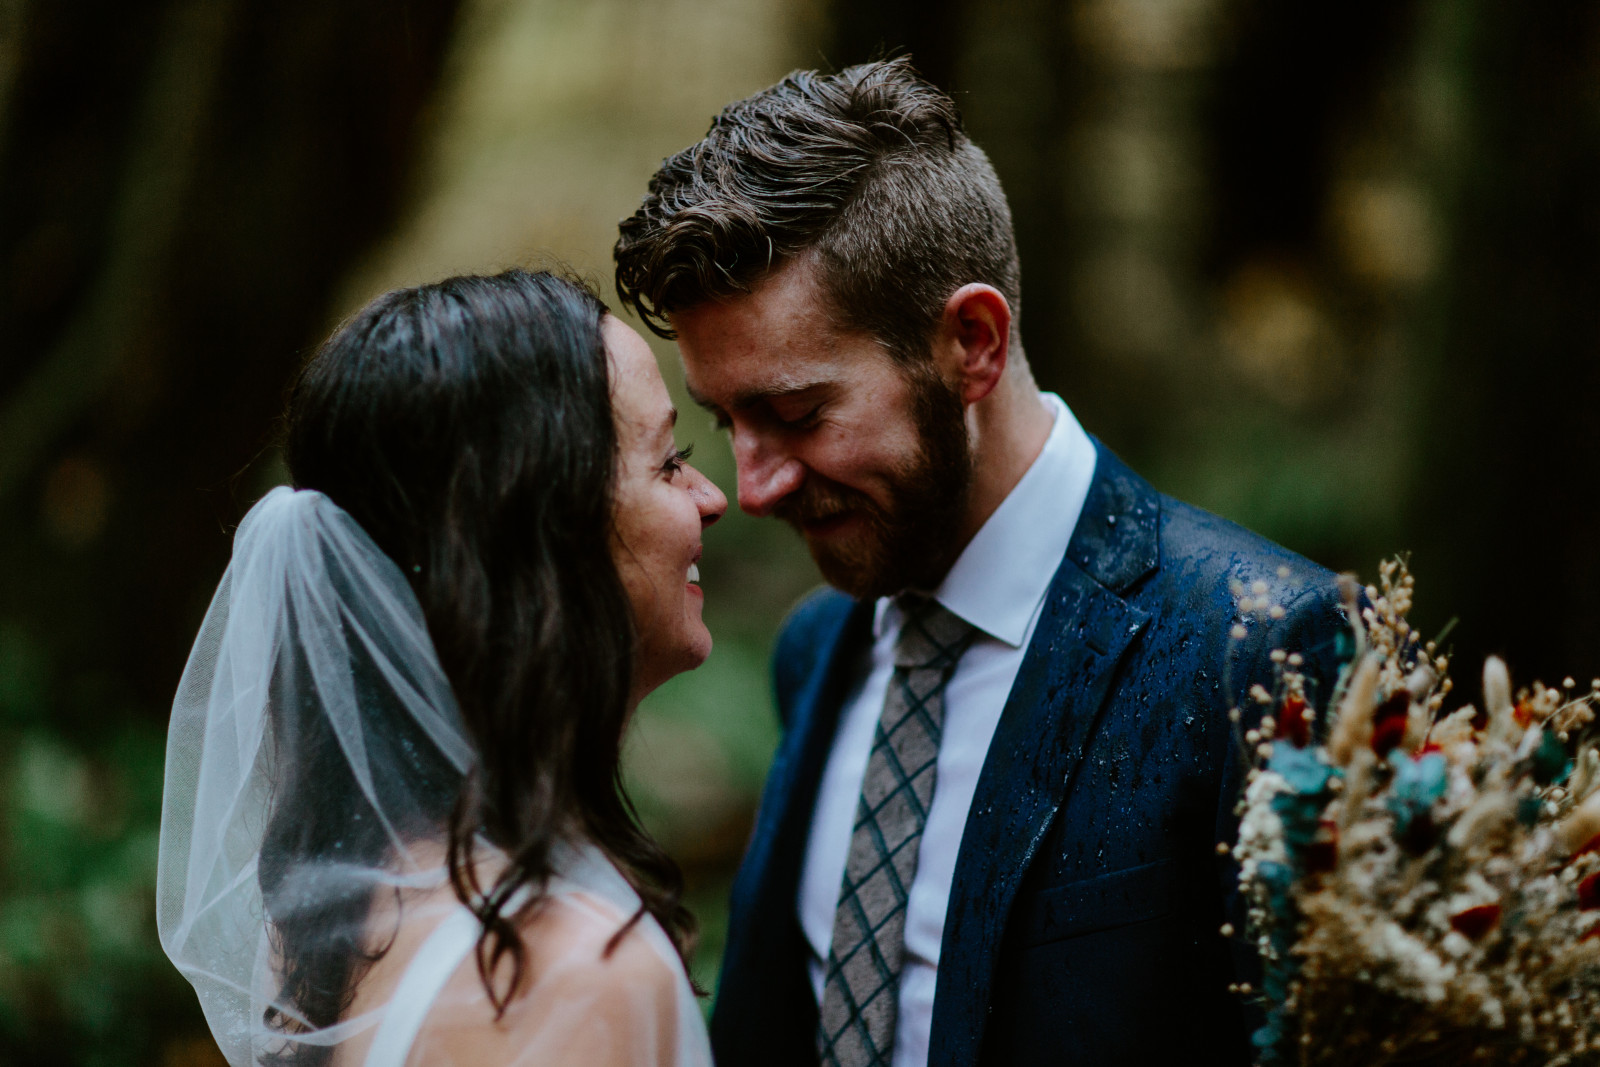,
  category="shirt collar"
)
[875,393,1098,647]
